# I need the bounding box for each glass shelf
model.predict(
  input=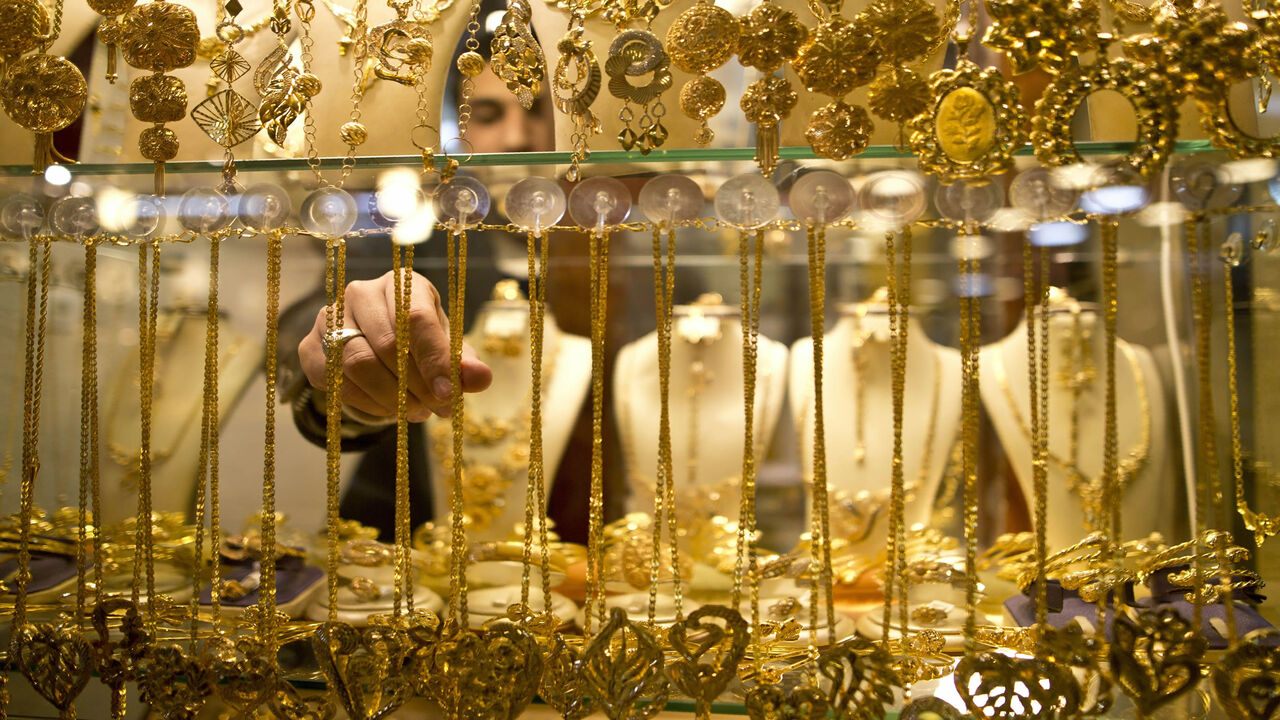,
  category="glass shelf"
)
[0,140,1218,177]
